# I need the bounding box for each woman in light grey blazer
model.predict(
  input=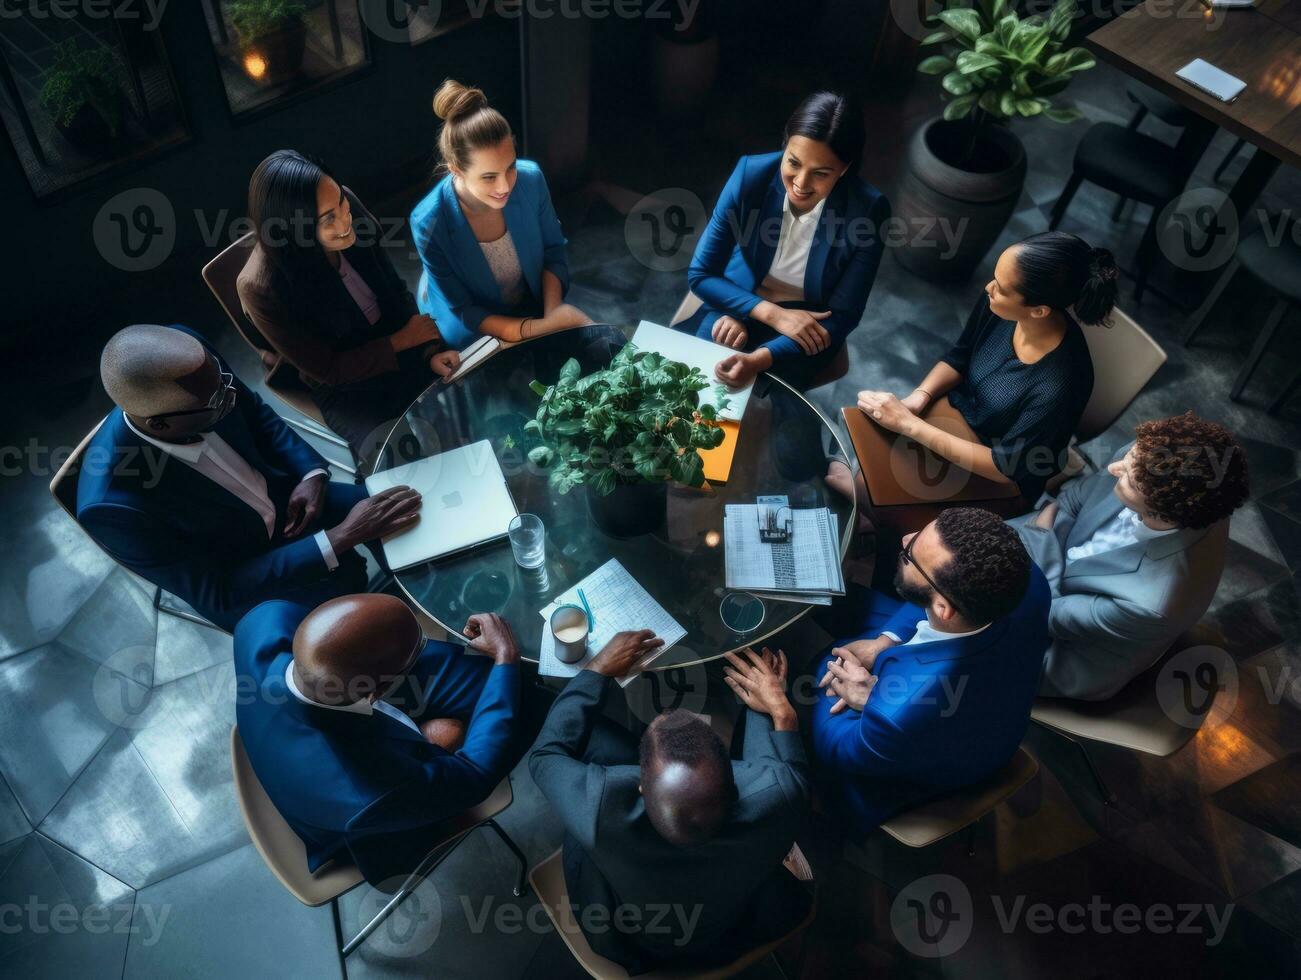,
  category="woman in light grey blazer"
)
[1010,412,1249,701]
